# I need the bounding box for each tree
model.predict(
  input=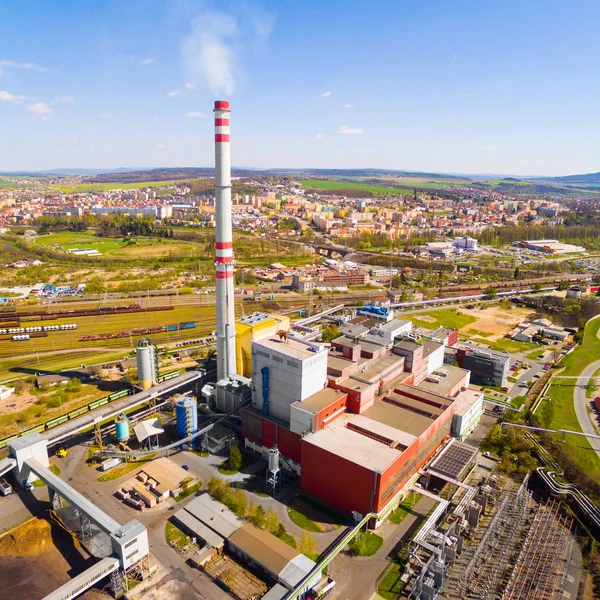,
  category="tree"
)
[248,504,266,528]
[484,287,498,300]
[321,324,340,343]
[229,444,242,472]
[265,508,280,534]
[299,532,316,557]
[514,267,520,280]
[233,488,248,517]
